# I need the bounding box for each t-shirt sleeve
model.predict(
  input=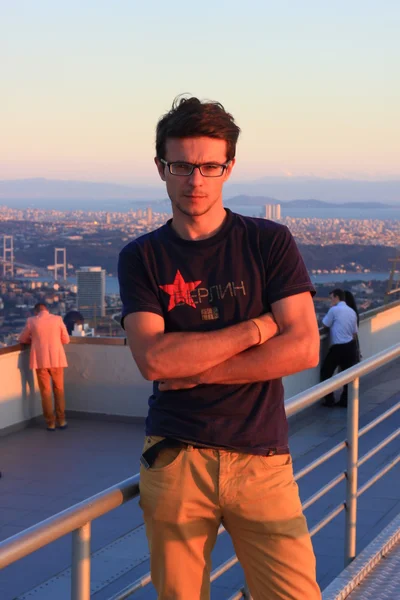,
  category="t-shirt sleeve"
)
[118,243,163,329]
[322,308,334,328]
[264,225,315,305]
